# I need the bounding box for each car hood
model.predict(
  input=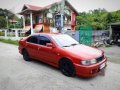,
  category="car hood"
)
[63,44,102,60]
